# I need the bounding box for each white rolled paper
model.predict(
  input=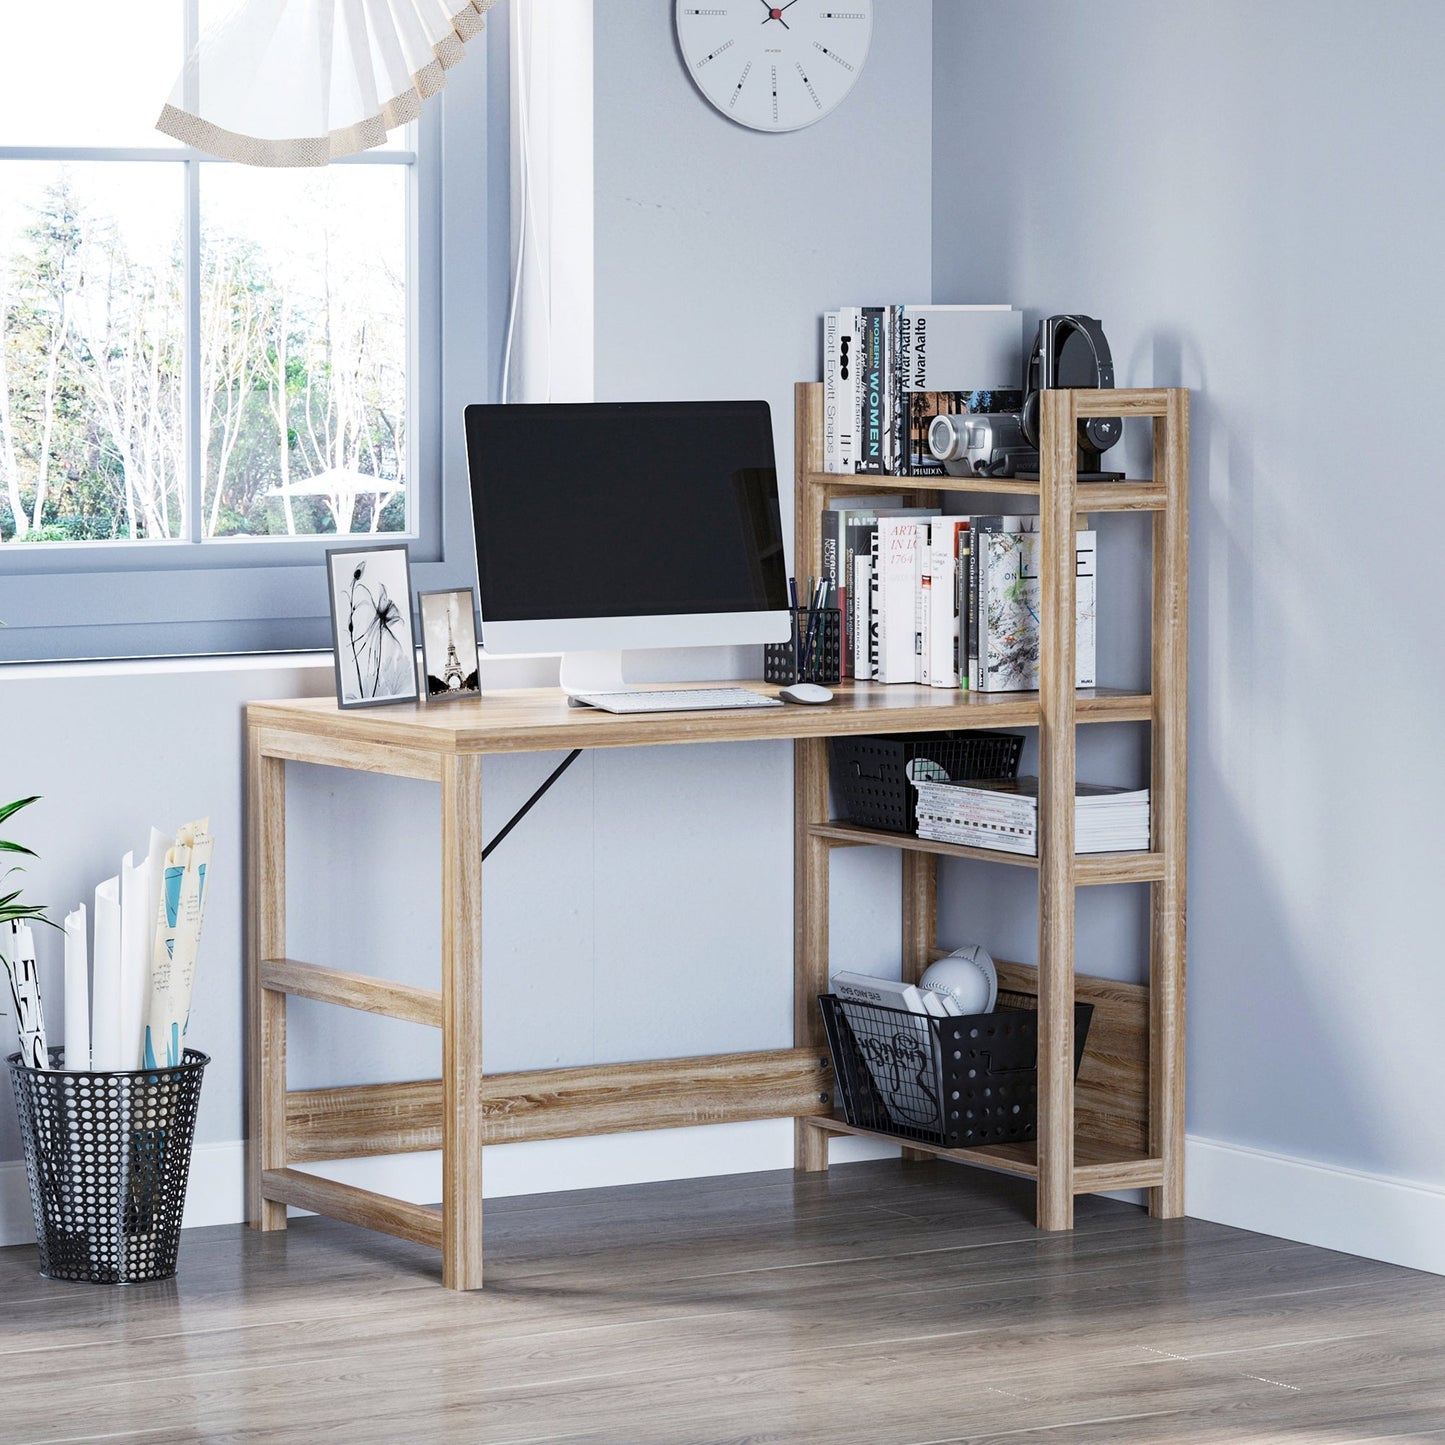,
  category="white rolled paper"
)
[2,922,48,1070]
[119,850,153,1070]
[91,876,124,1071]
[63,905,90,1072]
